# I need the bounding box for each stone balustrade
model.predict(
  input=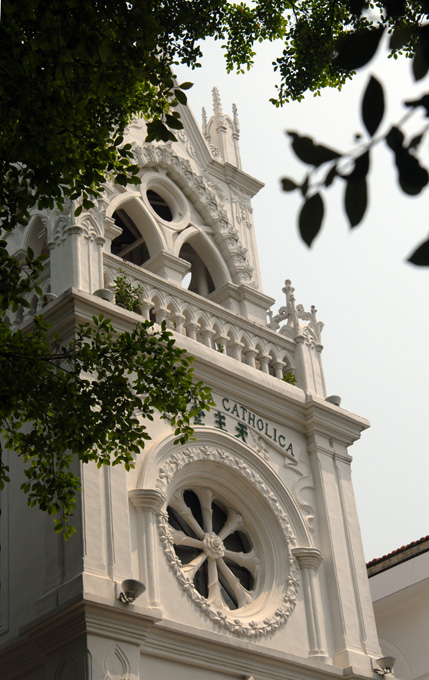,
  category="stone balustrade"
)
[103,253,298,384]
